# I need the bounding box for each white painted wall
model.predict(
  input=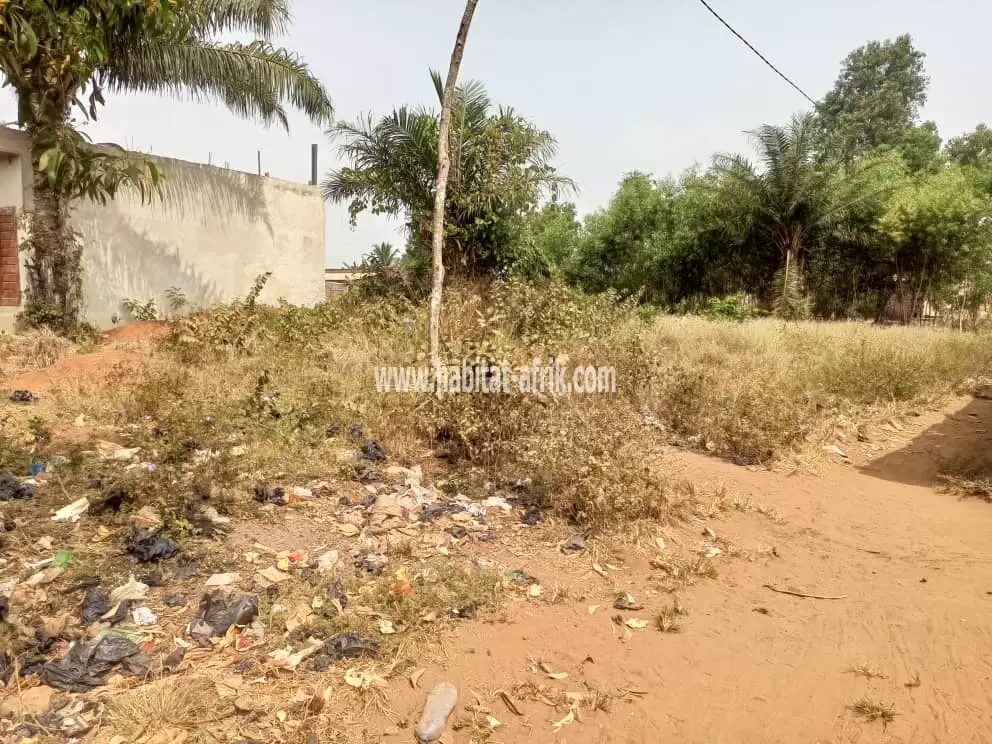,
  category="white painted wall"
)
[74,155,325,327]
[0,126,324,332]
